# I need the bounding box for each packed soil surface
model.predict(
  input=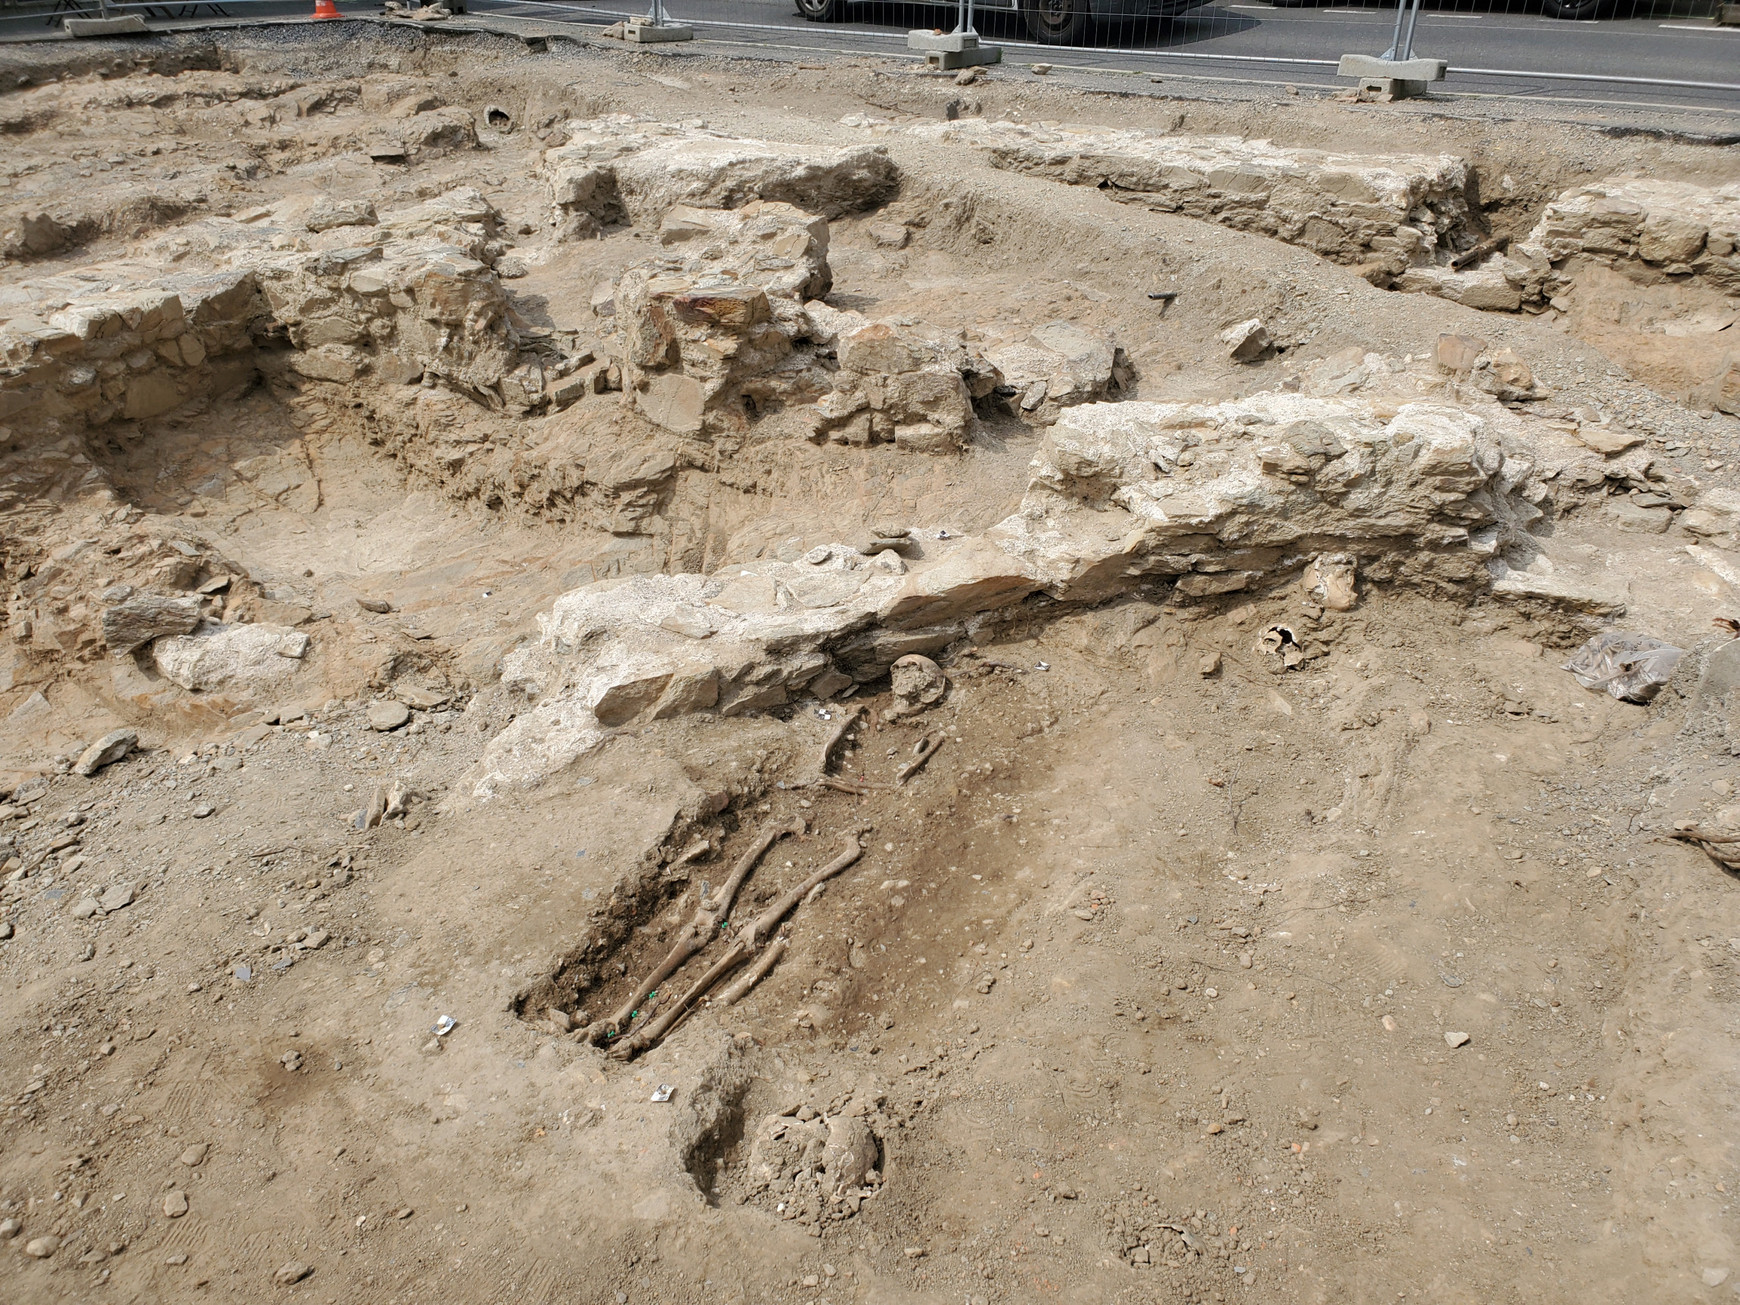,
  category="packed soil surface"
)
[3,25,1740,1305]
